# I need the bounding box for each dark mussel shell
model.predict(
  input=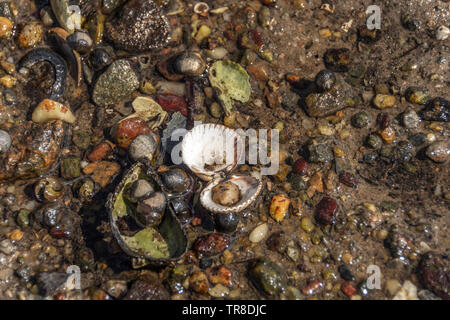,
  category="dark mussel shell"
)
[107,162,188,265]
